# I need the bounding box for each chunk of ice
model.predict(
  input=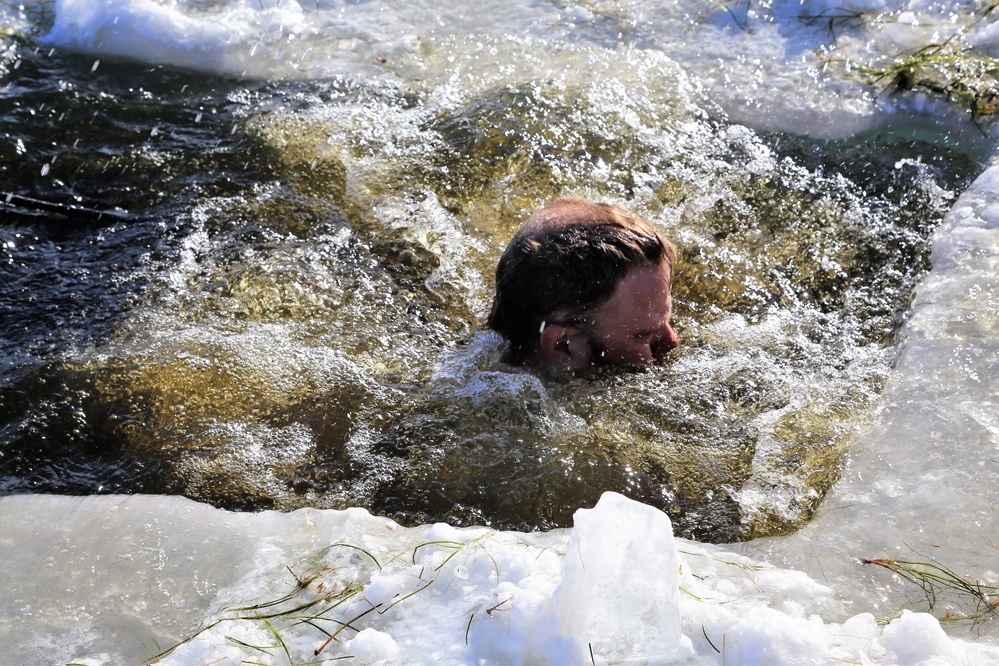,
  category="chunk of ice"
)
[556,492,694,661]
